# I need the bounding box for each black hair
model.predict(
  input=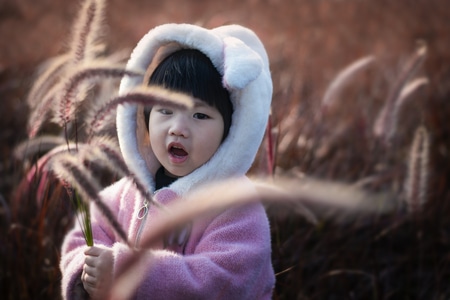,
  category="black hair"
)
[144,48,233,140]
